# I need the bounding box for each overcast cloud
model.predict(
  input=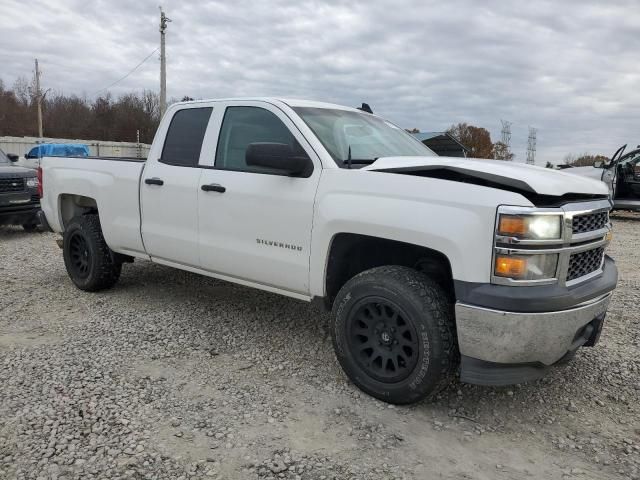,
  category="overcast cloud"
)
[1,0,639,163]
